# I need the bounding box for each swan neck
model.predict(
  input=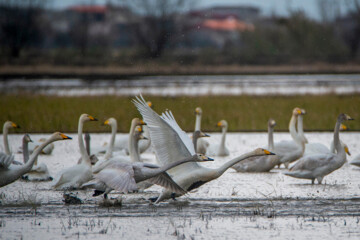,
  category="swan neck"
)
[3,125,10,155]
[333,120,343,155]
[22,139,30,163]
[268,126,274,151]
[216,151,258,176]
[192,133,198,150]
[104,122,117,160]
[78,119,91,166]
[195,114,201,131]
[289,114,301,145]
[128,122,140,163]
